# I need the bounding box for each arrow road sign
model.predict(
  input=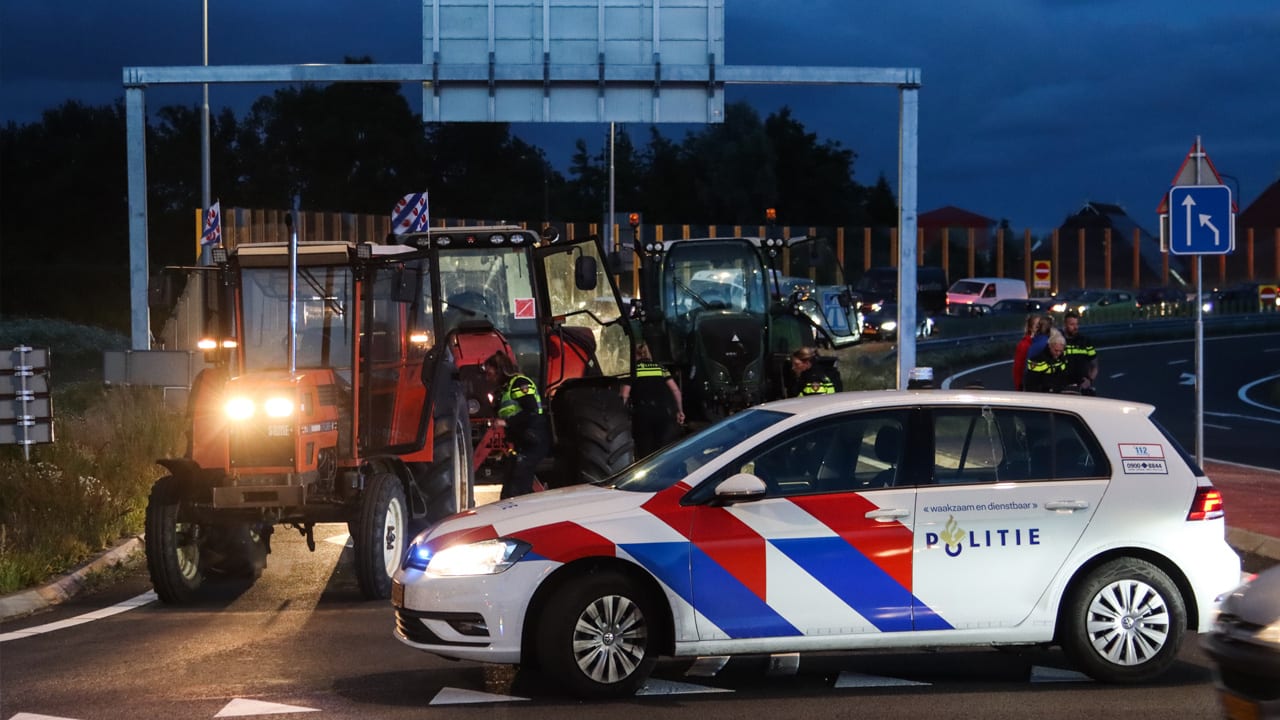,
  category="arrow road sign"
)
[1168,185,1233,255]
